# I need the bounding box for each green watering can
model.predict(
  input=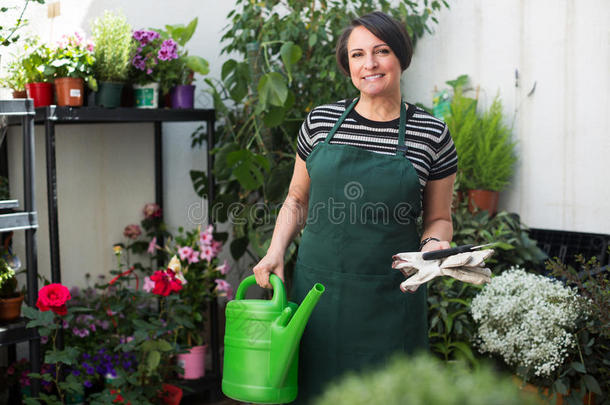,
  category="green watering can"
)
[222,274,325,404]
